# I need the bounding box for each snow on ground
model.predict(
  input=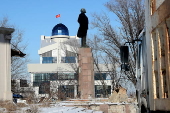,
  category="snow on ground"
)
[19,102,103,113]
[19,100,136,113]
[40,106,103,113]
[39,102,103,113]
